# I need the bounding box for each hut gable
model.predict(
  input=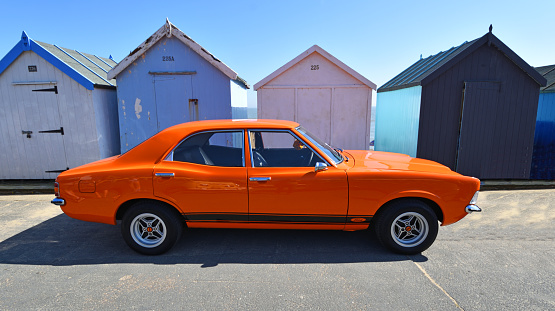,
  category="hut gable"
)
[107,19,248,89]
[379,31,546,93]
[255,45,376,90]
[0,32,117,90]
